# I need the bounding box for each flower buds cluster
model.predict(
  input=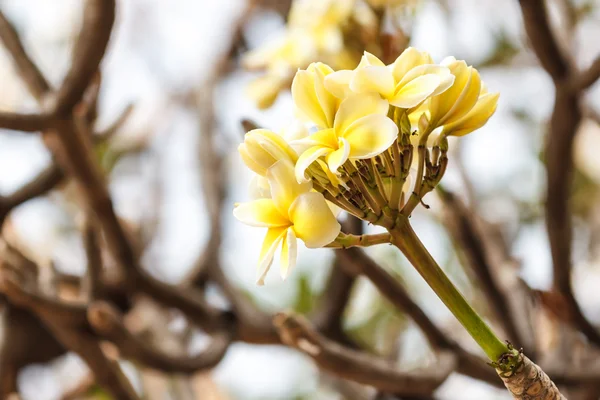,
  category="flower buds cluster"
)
[235,47,498,284]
